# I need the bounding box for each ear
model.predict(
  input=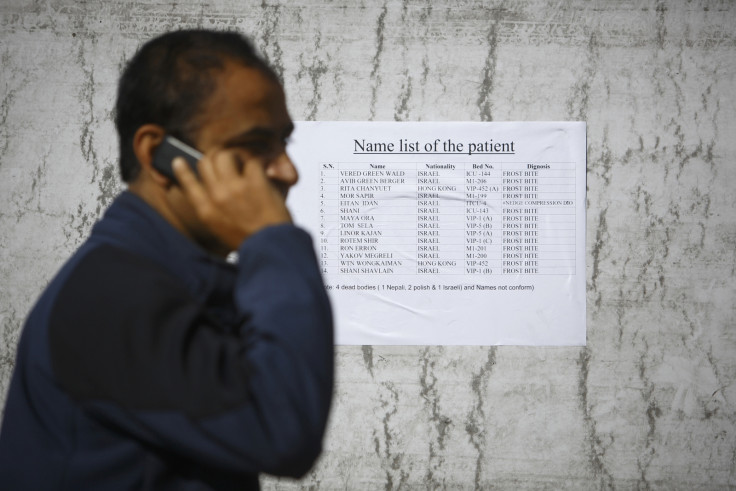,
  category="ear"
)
[133,124,169,187]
